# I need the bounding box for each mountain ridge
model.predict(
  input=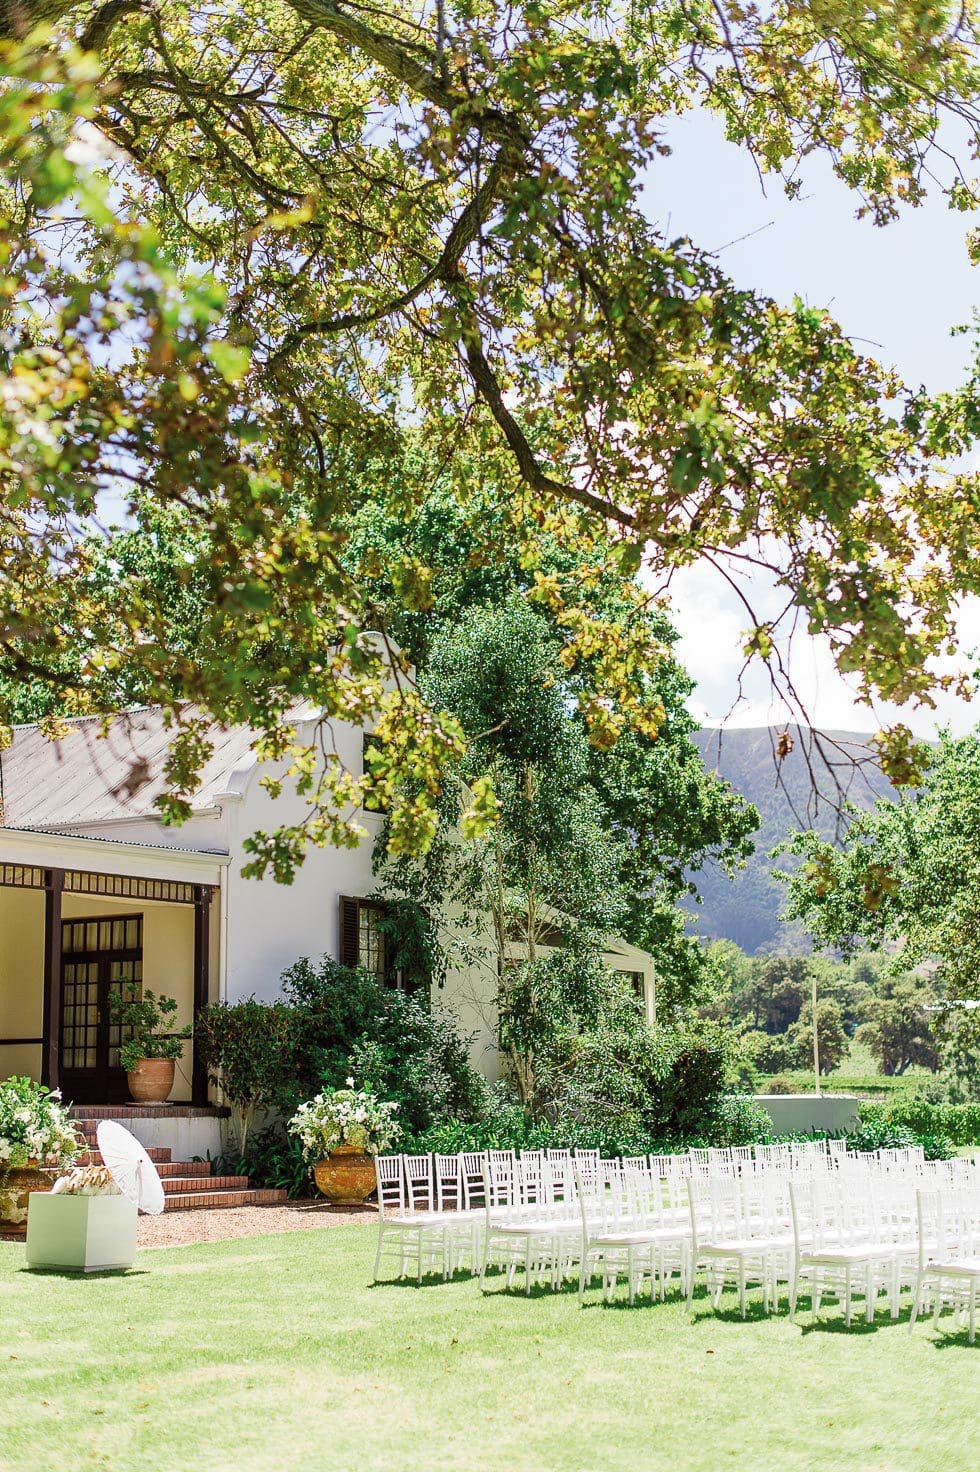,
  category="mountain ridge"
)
[687,724,896,954]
